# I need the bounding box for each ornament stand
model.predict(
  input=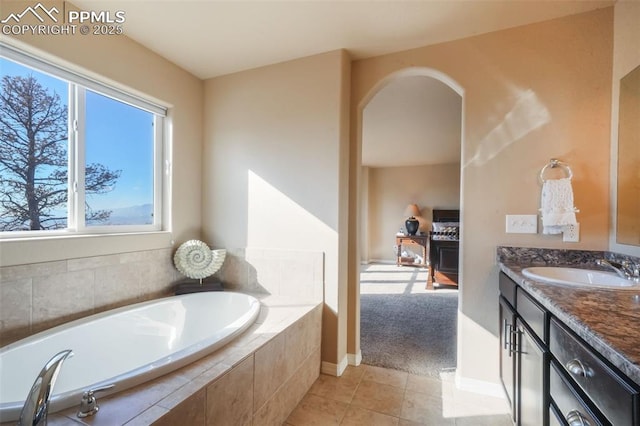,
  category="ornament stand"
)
[174,278,223,295]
